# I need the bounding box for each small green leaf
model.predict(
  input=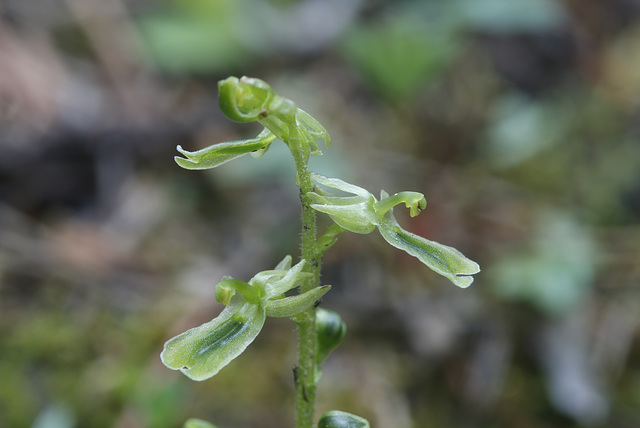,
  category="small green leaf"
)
[377,210,480,288]
[273,255,293,271]
[318,410,370,428]
[161,298,266,381]
[184,418,219,428]
[174,128,277,170]
[265,285,331,317]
